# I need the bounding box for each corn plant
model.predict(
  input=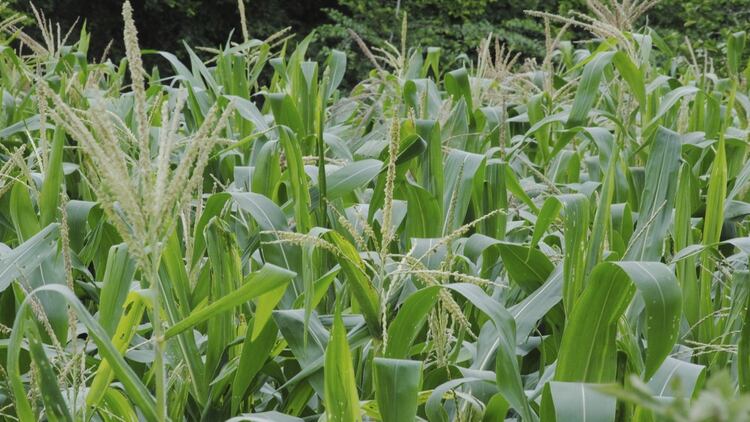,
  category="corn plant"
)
[1,0,750,421]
